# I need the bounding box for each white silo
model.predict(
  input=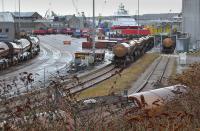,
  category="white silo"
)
[182,0,200,50]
